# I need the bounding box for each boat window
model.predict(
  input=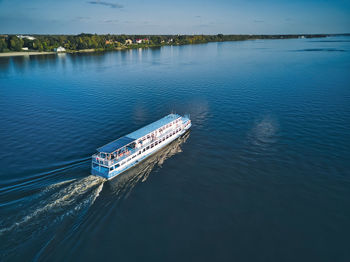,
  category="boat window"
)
[163,137,165,141]
[155,141,158,145]
[139,151,141,154]
[116,164,120,168]
[110,166,114,171]
[146,146,150,150]
[143,148,145,152]
[151,144,154,148]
